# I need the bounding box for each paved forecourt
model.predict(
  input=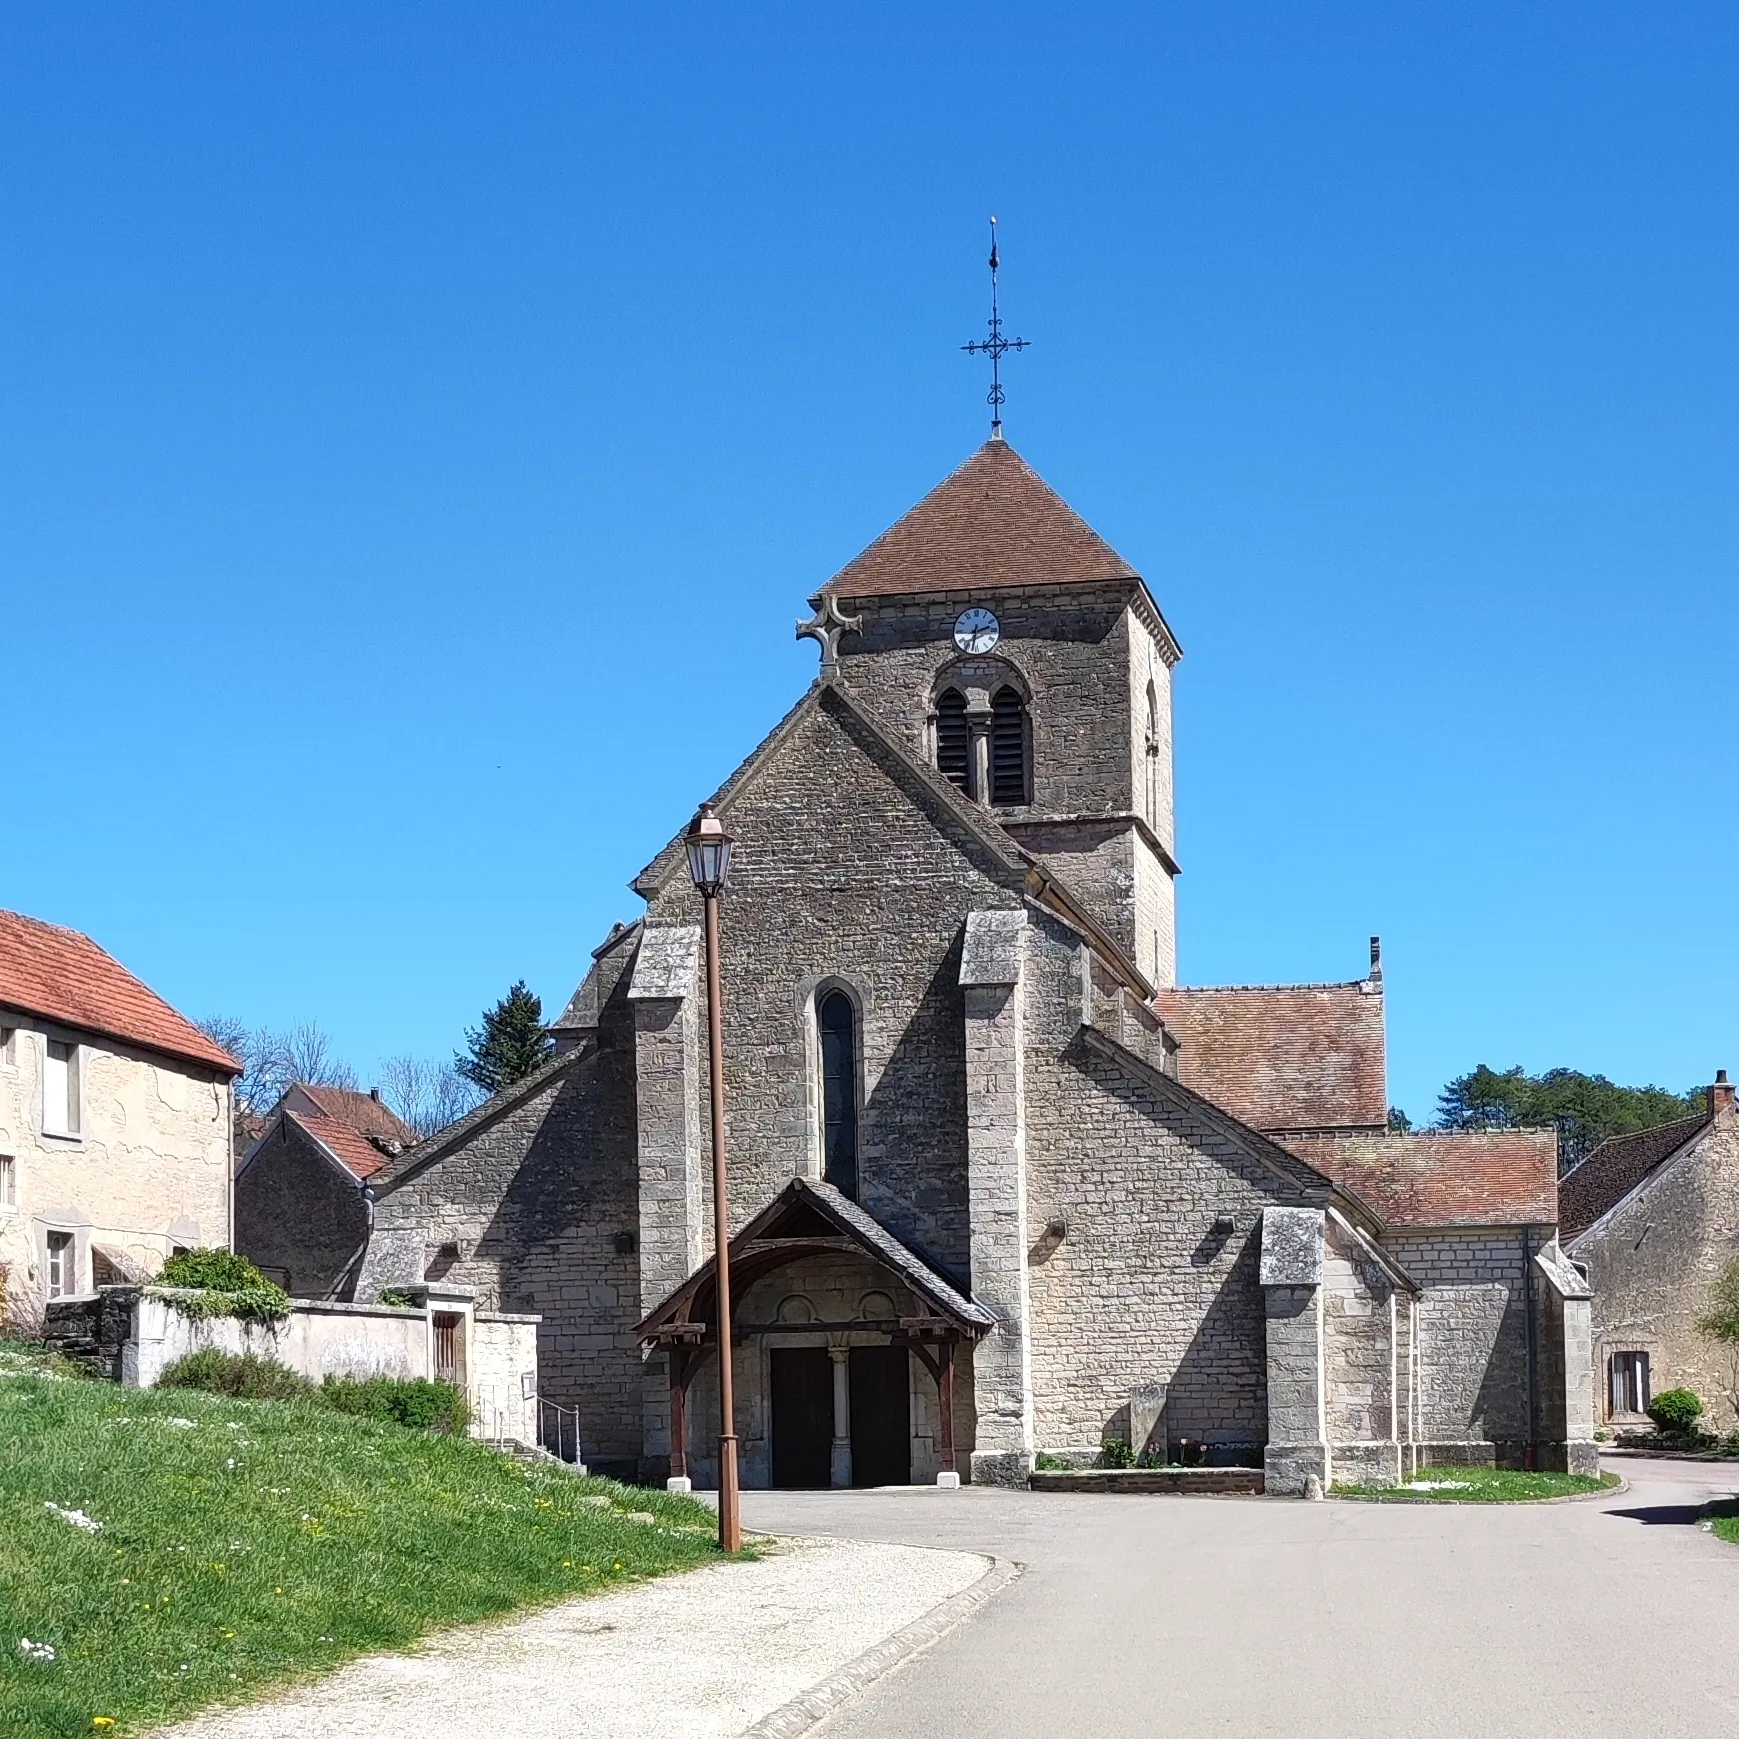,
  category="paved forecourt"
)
[741,1456,1739,1739]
